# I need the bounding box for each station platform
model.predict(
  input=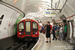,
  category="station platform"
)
[32,33,74,50]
